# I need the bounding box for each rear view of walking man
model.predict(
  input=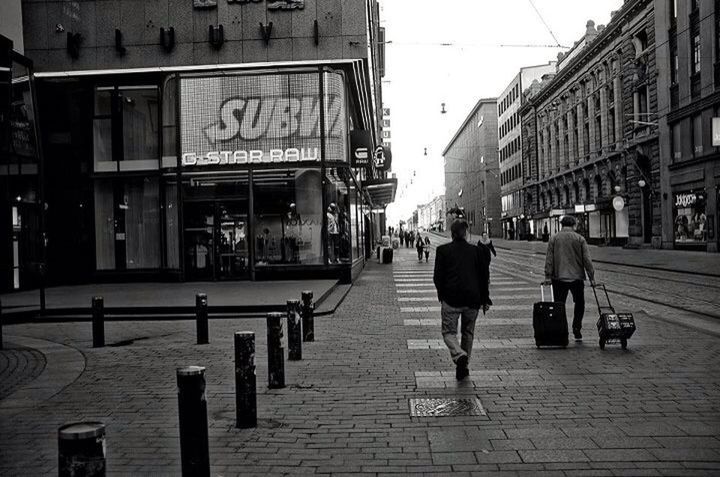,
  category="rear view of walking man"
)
[543,215,596,341]
[433,219,492,380]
